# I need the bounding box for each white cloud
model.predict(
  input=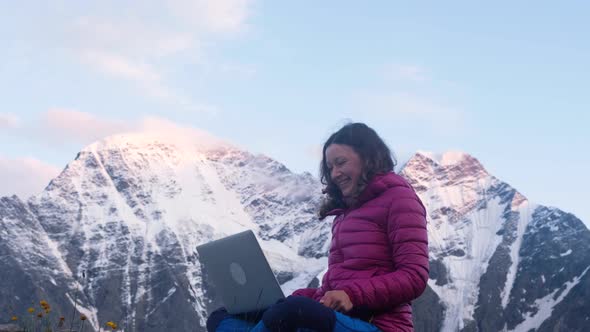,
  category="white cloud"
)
[35,110,224,148]
[355,90,466,134]
[137,116,232,148]
[70,18,195,107]
[79,50,160,83]
[167,0,254,33]
[368,91,457,116]
[355,63,469,134]
[0,156,61,198]
[77,50,189,103]
[63,1,255,110]
[72,16,195,59]
[0,113,19,129]
[219,62,257,78]
[41,108,132,145]
[384,64,429,83]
